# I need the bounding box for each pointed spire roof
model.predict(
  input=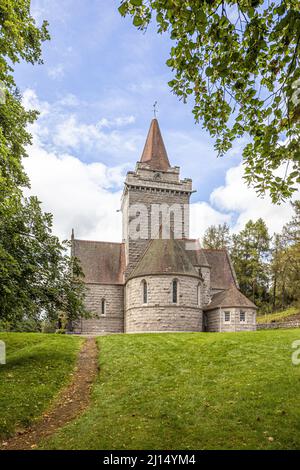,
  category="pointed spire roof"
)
[140,118,171,171]
[128,237,199,279]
